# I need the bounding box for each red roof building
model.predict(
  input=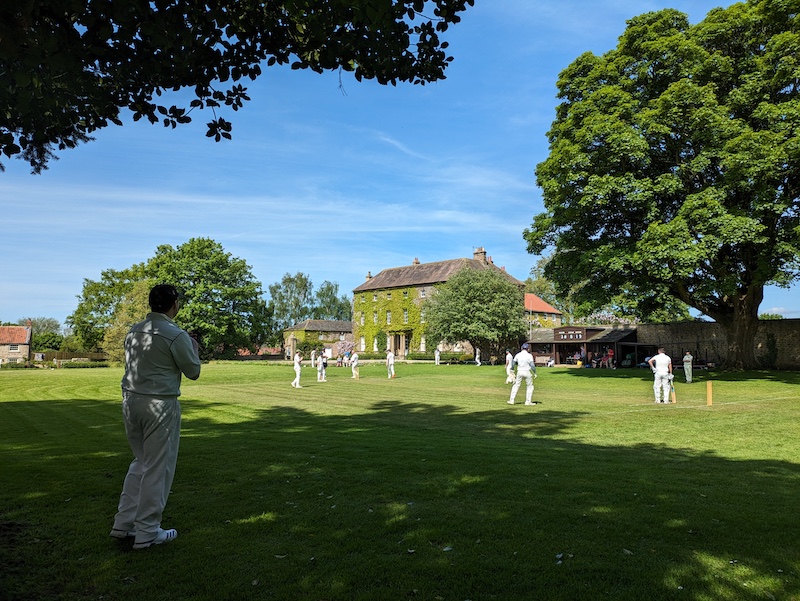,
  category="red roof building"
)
[524,293,563,327]
[0,325,32,364]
